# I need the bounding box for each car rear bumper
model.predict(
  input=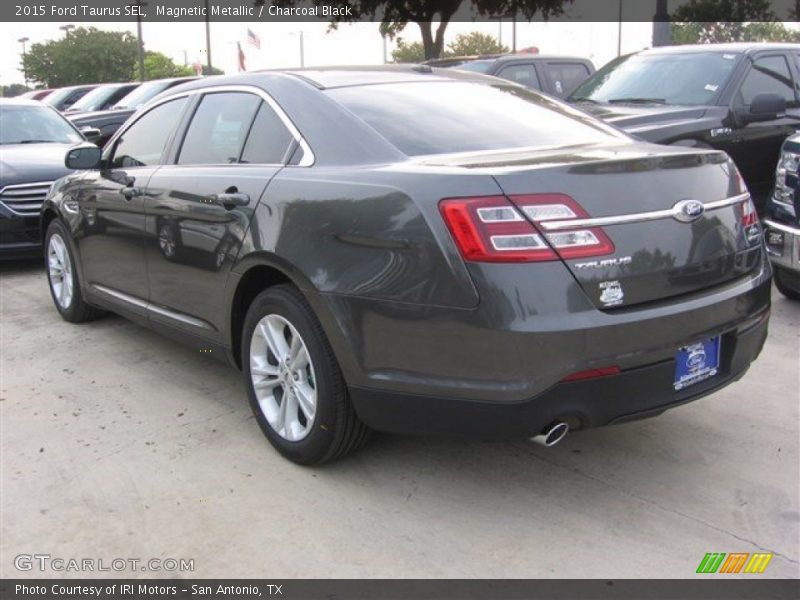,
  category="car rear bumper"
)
[349,309,769,438]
